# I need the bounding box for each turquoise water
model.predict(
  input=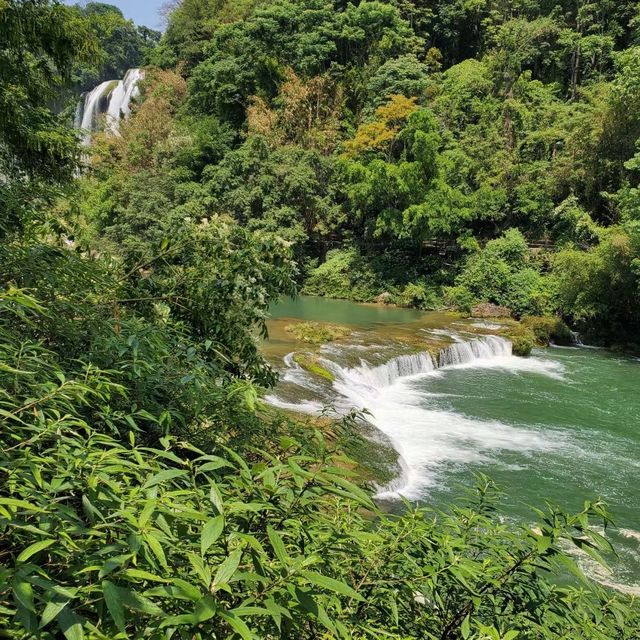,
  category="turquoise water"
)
[267,297,640,591]
[271,295,430,326]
